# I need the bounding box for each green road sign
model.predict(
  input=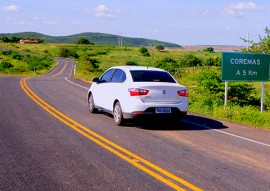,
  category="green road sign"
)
[222,52,270,81]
